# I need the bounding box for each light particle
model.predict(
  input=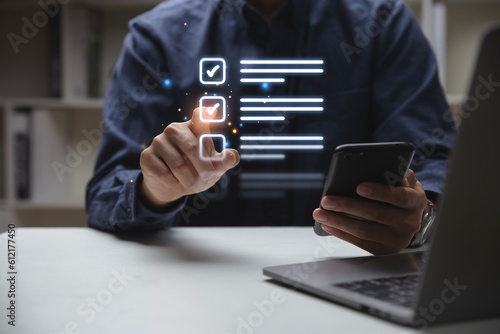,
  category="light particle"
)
[163,78,173,88]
